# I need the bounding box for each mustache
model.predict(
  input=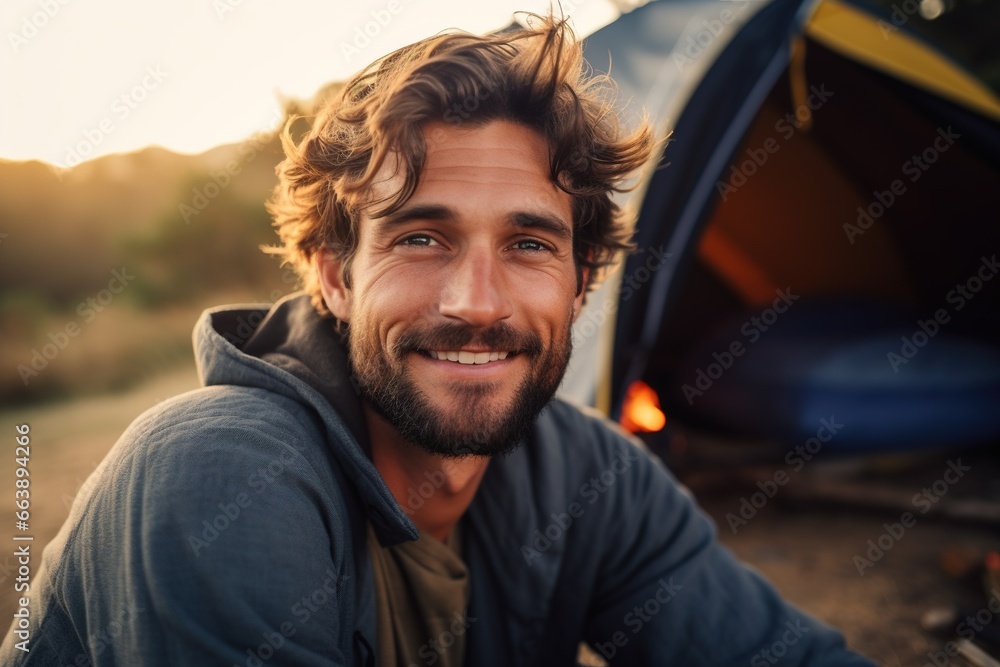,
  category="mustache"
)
[394,321,543,357]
